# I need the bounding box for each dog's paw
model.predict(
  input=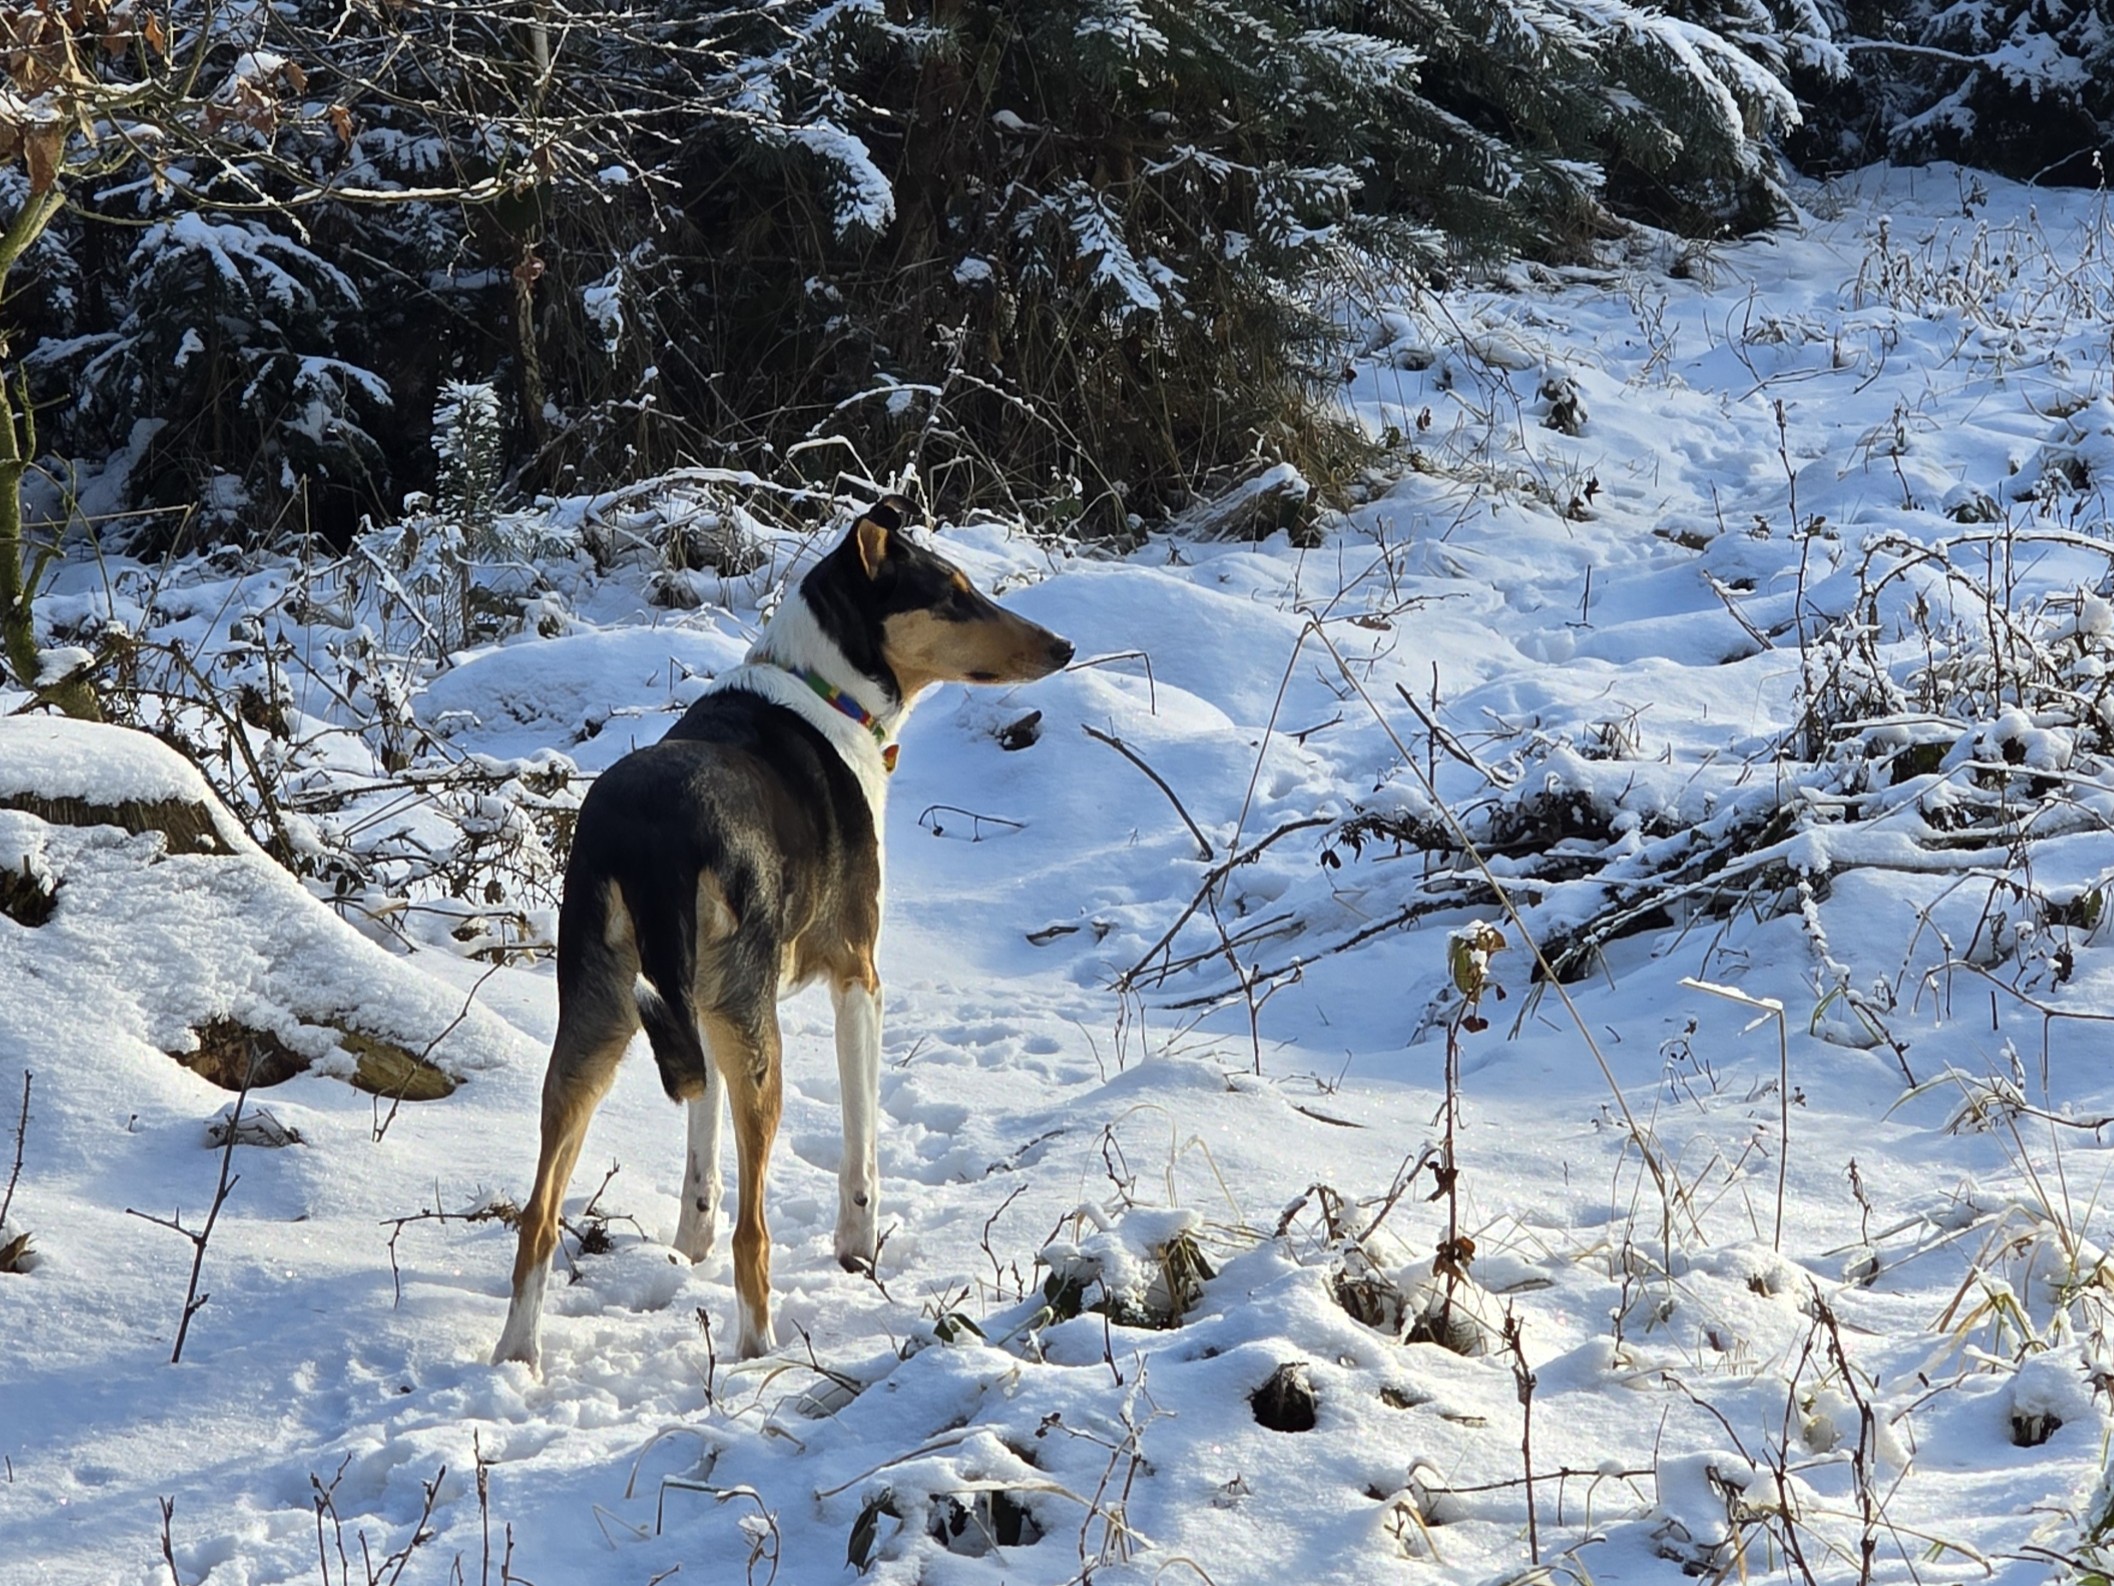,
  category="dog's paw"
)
[489,1326,541,1375]
[834,1200,877,1273]
[673,1197,720,1263]
[493,1266,549,1372]
[736,1301,777,1360]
